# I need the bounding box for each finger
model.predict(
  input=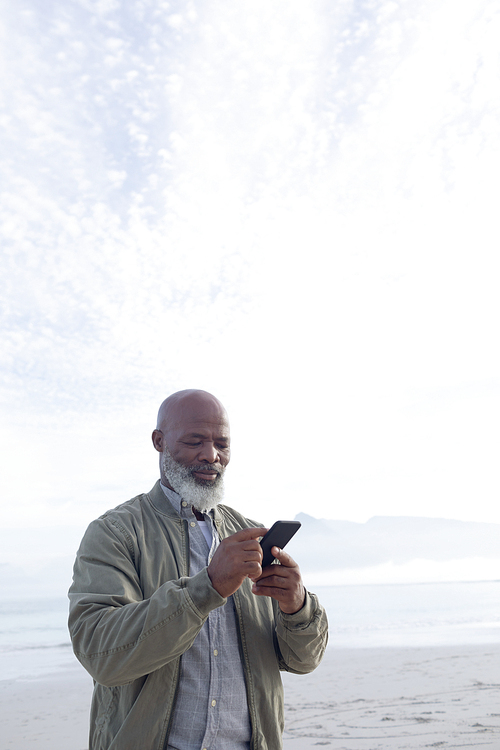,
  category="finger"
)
[244,561,263,577]
[241,539,265,552]
[271,546,297,567]
[241,550,263,563]
[252,574,289,590]
[231,527,268,542]
[251,581,293,598]
[255,564,286,580]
